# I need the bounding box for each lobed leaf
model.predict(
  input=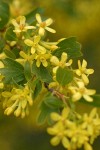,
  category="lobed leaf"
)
[52,37,82,59]
[0,58,25,84]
